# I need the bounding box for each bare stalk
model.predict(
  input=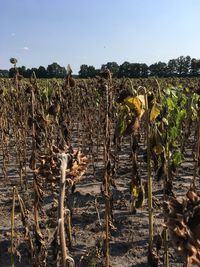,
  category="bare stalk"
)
[66,209,72,248]
[15,188,35,258]
[11,186,16,267]
[95,198,102,227]
[163,142,170,267]
[146,102,153,253]
[163,227,169,267]
[104,83,111,267]
[192,111,200,188]
[31,88,40,232]
[58,153,74,267]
